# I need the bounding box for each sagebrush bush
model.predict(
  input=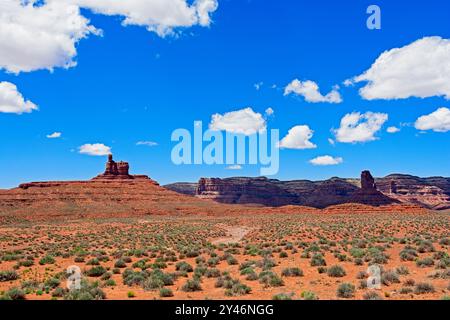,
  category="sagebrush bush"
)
[337,283,355,298]
[181,279,202,292]
[0,270,19,282]
[327,265,346,278]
